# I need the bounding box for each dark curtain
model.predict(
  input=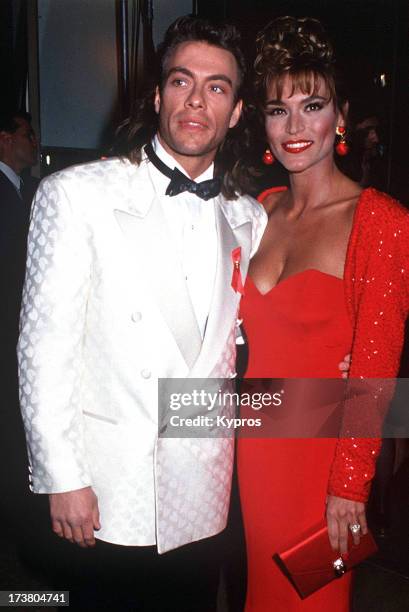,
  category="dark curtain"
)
[0,0,28,112]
